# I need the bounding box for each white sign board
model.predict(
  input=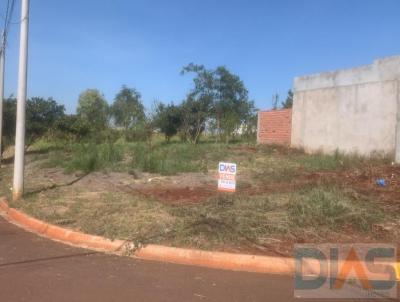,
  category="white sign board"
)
[218,162,237,192]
